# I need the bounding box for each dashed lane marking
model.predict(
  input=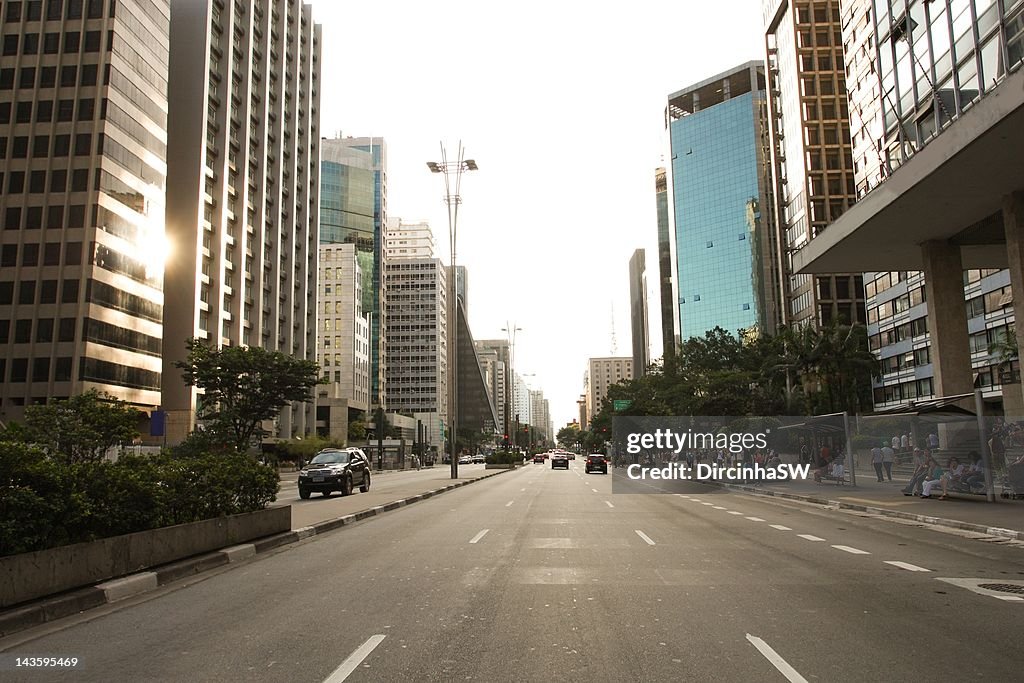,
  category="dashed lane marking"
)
[797,534,826,542]
[769,524,792,531]
[832,545,870,555]
[469,529,490,544]
[746,634,809,683]
[884,561,931,572]
[605,501,615,508]
[635,530,656,546]
[323,635,387,683]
